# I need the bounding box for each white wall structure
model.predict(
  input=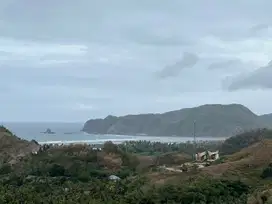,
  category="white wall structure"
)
[195,151,207,162]
[207,150,220,161]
